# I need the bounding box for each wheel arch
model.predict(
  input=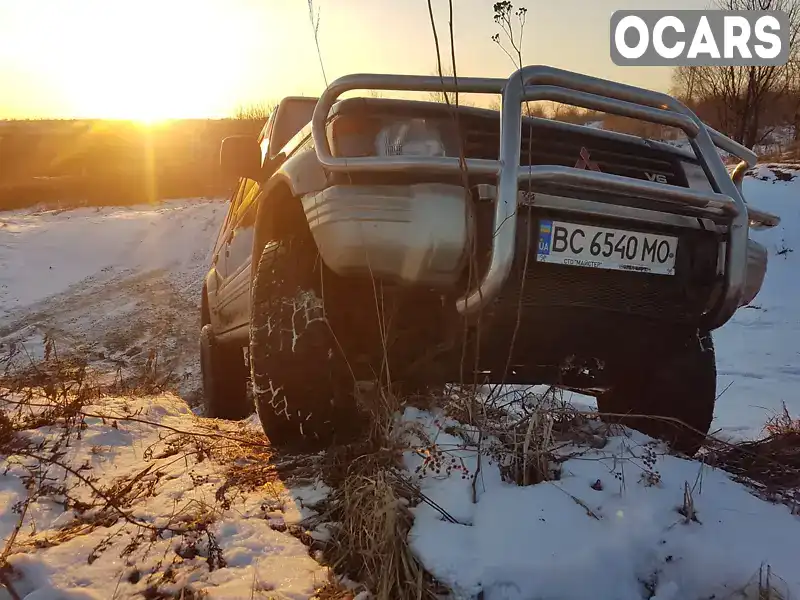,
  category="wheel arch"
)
[250,175,315,284]
[250,145,329,289]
